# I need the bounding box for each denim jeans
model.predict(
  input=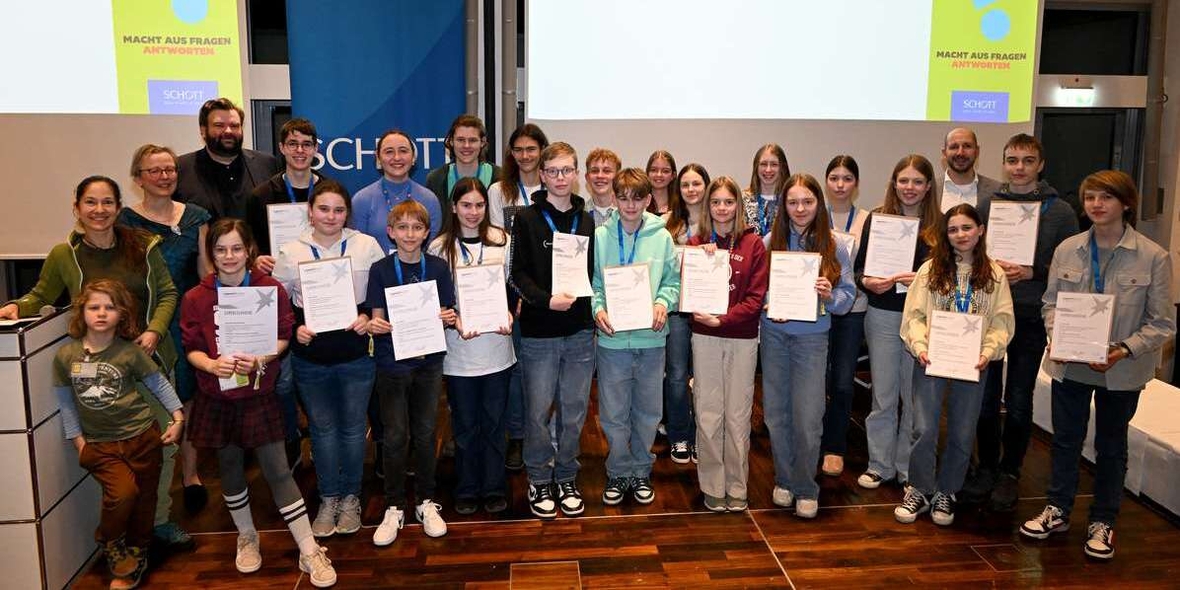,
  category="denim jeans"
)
[977,314,1046,478]
[293,354,375,498]
[597,346,665,478]
[663,314,695,445]
[377,361,444,508]
[822,311,865,456]
[864,306,915,482]
[1047,378,1140,526]
[506,321,525,439]
[520,329,595,485]
[760,326,830,500]
[447,367,511,500]
[909,364,989,496]
[275,354,300,442]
